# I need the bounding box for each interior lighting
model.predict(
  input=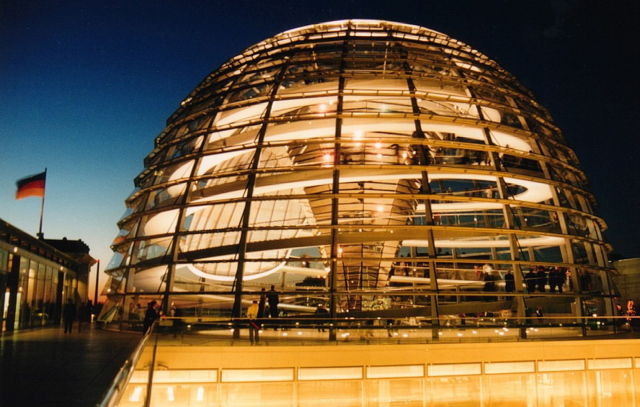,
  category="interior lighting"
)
[167,386,175,402]
[12,247,18,253]
[353,130,363,147]
[402,333,409,338]
[130,386,143,402]
[297,331,302,335]
[282,332,288,336]
[498,331,505,336]
[106,20,612,325]
[457,332,463,337]
[196,386,204,402]
[472,330,477,334]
